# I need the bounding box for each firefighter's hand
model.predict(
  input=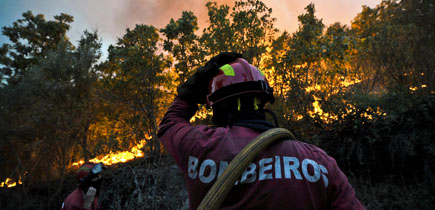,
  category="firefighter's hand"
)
[177,52,243,104]
[83,187,96,209]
